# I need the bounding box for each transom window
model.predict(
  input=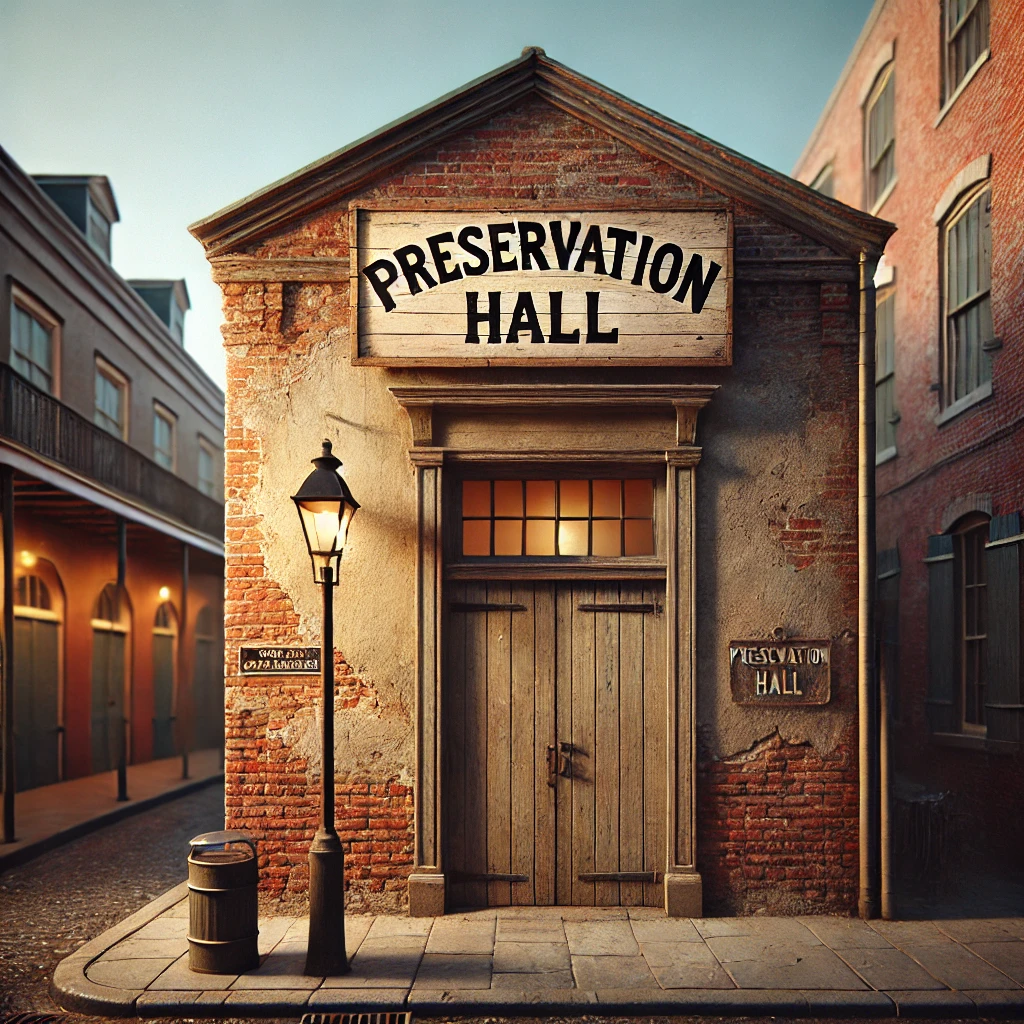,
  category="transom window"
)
[955,516,988,731]
[94,357,128,439]
[865,65,895,209]
[944,0,989,103]
[943,185,992,405]
[10,291,58,394]
[461,478,655,558]
[15,574,51,610]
